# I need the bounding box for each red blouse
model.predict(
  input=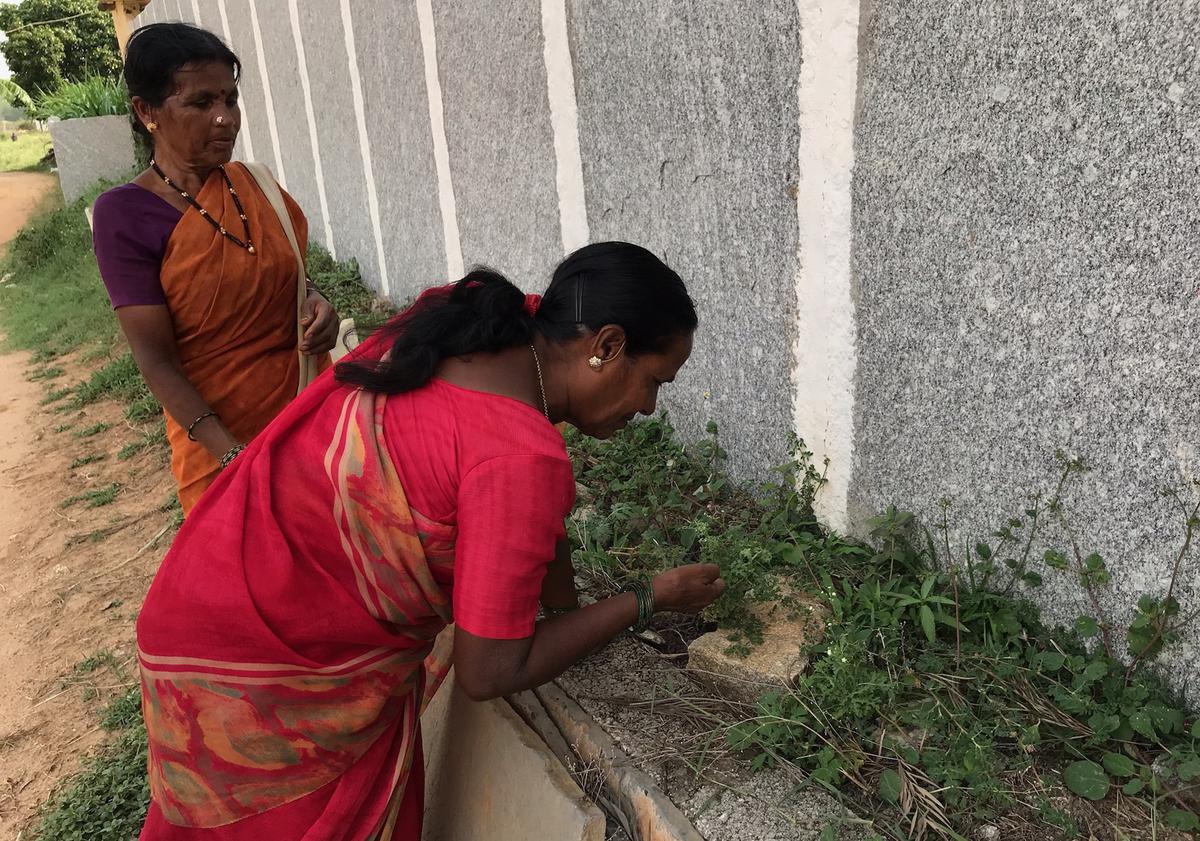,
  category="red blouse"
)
[383,378,575,638]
